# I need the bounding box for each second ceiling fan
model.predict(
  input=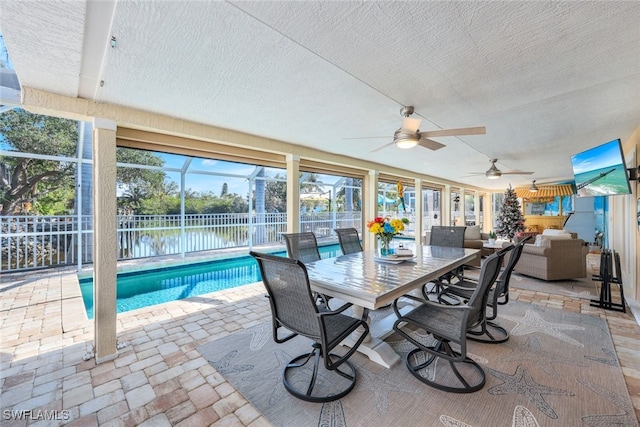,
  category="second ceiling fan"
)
[467,159,535,179]
[363,106,485,152]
